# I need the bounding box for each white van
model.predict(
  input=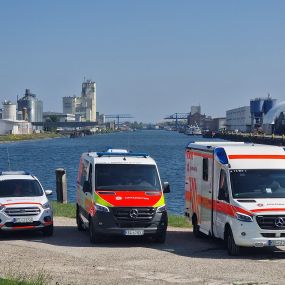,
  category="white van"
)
[0,171,53,236]
[185,142,285,255]
[76,148,170,243]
